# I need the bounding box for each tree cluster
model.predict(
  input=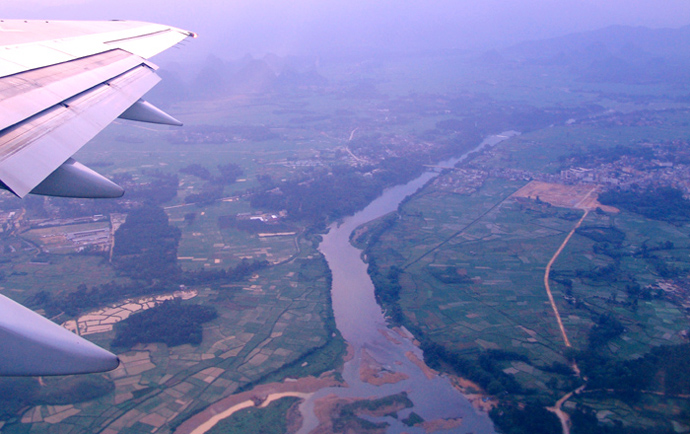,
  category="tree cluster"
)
[420,338,527,396]
[28,259,269,318]
[368,260,404,323]
[560,145,655,169]
[125,171,179,205]
[599,187,690,223]
[331,393,412,433]
[0,376,114,421]
[217,163,244,184]
[27,258,269,320]
[179,259,269,286]
[112,299,217,349]
[576,226,626,245]
[489,402,561,434]
[112,205,181,279]
[570,405,675,434]
[574,343,690,401]
[250,158,423,225]
[27,280,175,317]
[587,313,625,349]
[180,162,243,185]
[184,182,224,206]
[180,163,212,180]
